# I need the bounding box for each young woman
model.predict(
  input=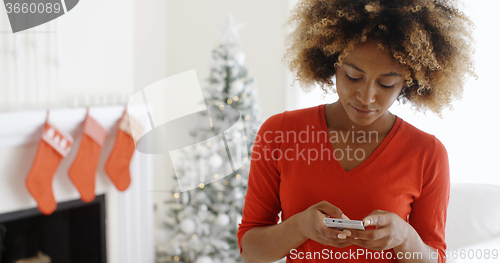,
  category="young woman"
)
[237,0,475,262]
